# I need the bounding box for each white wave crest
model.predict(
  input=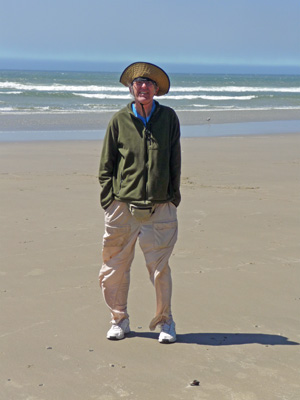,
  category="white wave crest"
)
[73,93,131,100]
[0,91,23,94]
[171,86,300,93]
[1,81,299,94]
[0,107,16,112]
[0,82,129,92]
[165,95,257,100]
